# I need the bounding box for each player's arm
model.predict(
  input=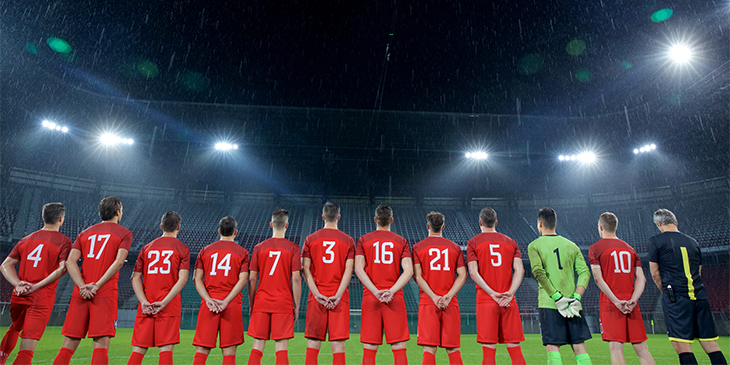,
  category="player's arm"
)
[221,270,249,309]
[527,245,558,296]
[65,248,91,298]
[649,262,662,292]
[467,261,500,299]
[292,270,302,323]
[442,265,467,308]
[413,263,441,306]
[591,266,627,312]
[0,256,28,295]
[354,254,382,297]
[302,257,328,306]
[193,269,221,313]
[248,270,258,313]
[150,268,189,314]
[91,248,129,292]
[500,257,525,306]
[26,260,67,295]
[131,271,152,314]
[329,258,354,309]
[390,256,413,293]
[628,266,647,311]
[573,249,590,297]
